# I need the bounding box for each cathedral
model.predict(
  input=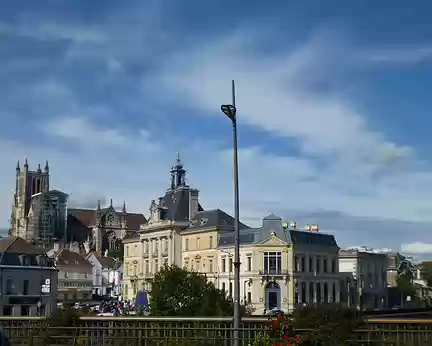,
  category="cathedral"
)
[9,159,146,254]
